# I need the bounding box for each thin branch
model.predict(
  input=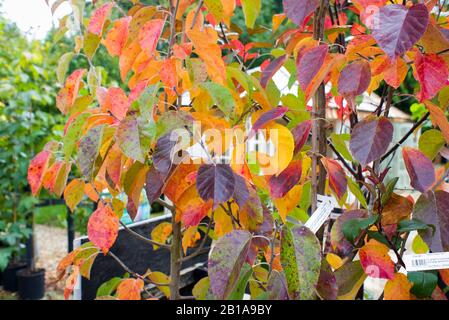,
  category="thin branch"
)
[120,221,171,249]
[327,139,359,178]
[155,198,175,213]
[190,0,204,29]
[380,112,430,162]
